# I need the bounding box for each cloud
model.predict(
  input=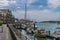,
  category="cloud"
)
[19,0,36,4]
[18,0,37,6]
[0,0,16,7]
[10,1,16,4]
[27,0,37,4]
[48,0,60,8]
[12,9,60,21]
[0,0,60,22]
